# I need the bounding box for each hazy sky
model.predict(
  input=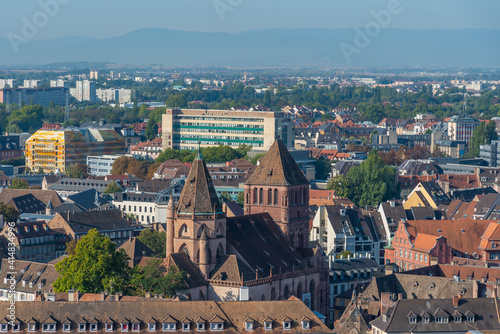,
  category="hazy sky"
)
[1,0,499,40]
